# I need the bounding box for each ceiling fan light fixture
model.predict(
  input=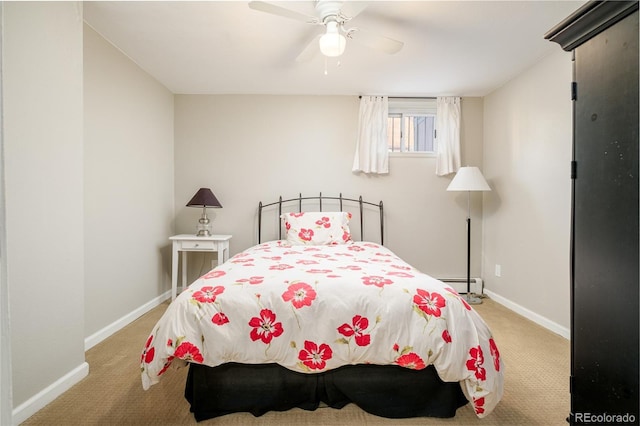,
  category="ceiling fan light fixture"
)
[319,20,346,57]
